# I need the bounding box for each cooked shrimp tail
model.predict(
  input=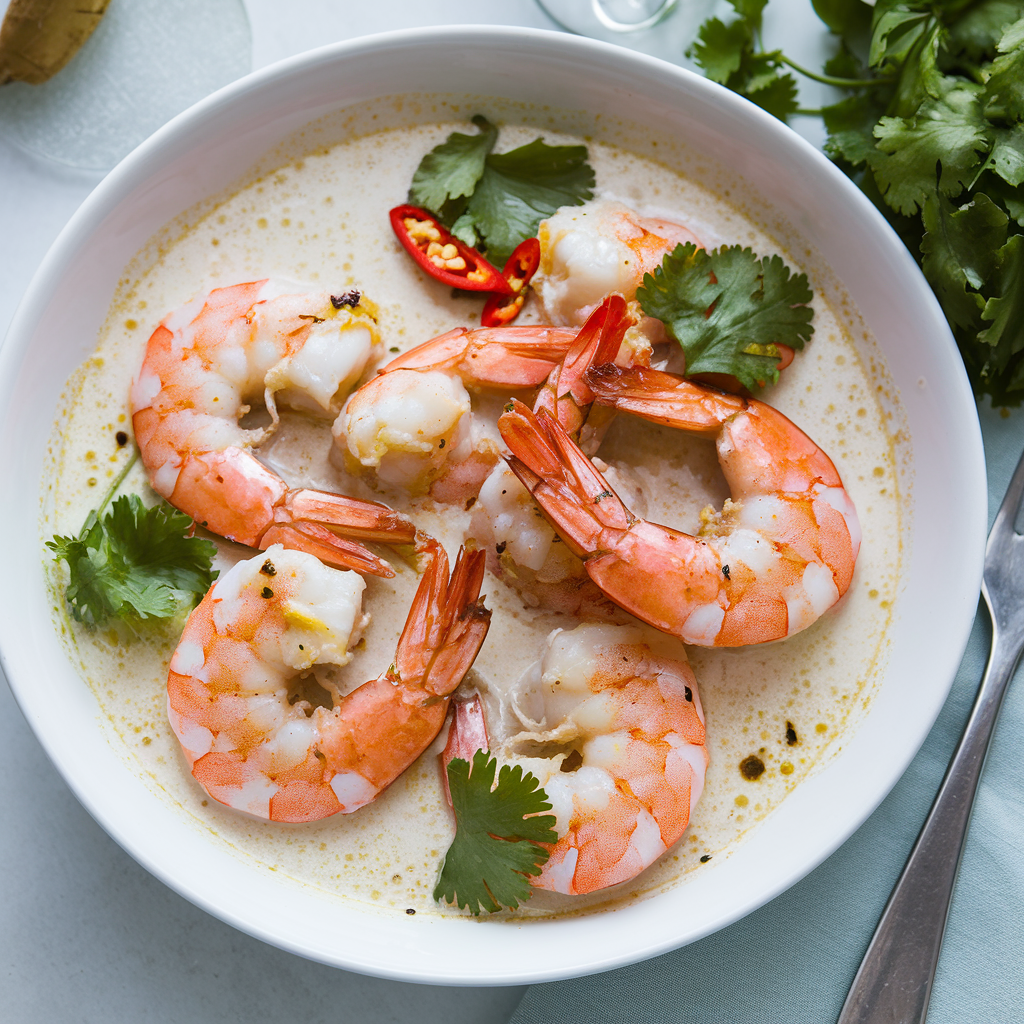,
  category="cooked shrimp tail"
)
[168,541,490,822]
[533,294,631,440]
[320,538,491,807]
[500,369,860,646]
[381,324,579,388]
[500,399,633,561]
[260,489,417,577]
[395,539,490,696]
[132,279,415,576]
[439,694,490,806]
